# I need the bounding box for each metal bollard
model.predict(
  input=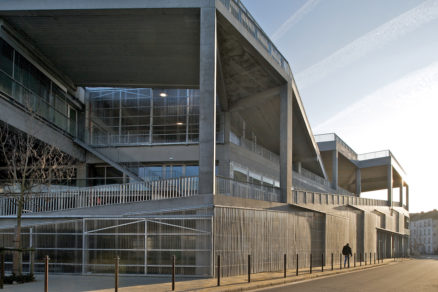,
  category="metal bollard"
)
[354,253,356,267]
[360,253,362,266]
[296,254,299,276]
[370,253,372,265]
[310,254,312,274]
[248,255,251,283]
[365,252,367,266]
[321,253,324,272]
[217,255,221,286]
[172,255,176,291]
[331,253,333,271]
[114,256,120,292]
[374,253,376,264]
[284,254,287,278]
[45,255,50,292]
[0,252,4,289]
